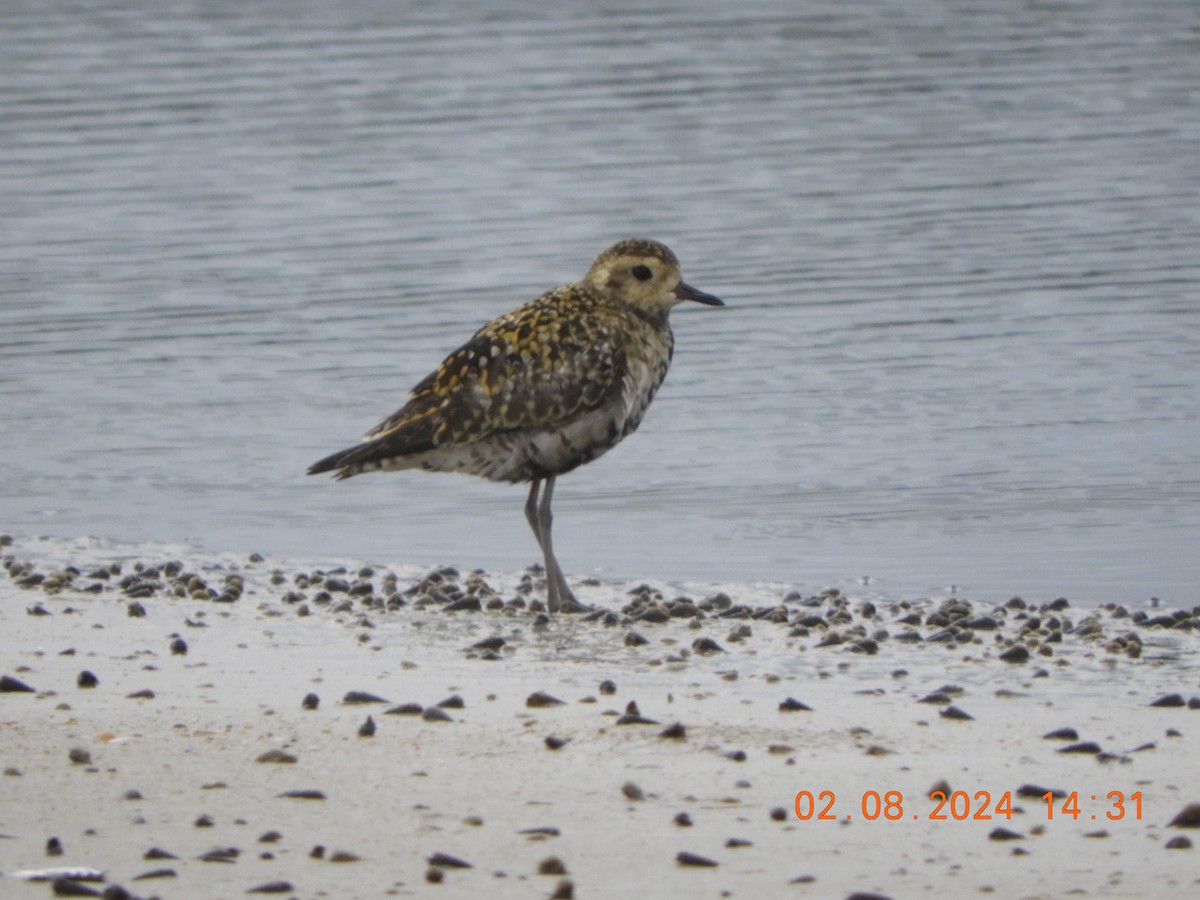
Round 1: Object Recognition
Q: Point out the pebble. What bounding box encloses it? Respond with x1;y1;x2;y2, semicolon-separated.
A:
1150;693;1186;708
778;697;812;712
343;690;387;704
675;851;717;868
247;881;294;894
427;851;472;869
1167;803;1200;828
538;856;567;875
1057;741;1102;754
939;705;974;721
0;674;35;693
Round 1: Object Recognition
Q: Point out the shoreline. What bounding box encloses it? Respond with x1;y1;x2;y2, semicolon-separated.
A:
2;534;1198;899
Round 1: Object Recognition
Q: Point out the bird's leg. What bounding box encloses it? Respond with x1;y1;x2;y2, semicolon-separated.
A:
524;479;559;610
537;476;589;613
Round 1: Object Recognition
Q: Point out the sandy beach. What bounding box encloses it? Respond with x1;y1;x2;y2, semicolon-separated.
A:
1;533;1198;900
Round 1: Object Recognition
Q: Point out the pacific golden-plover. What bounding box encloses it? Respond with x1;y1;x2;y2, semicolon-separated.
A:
308;238;723;612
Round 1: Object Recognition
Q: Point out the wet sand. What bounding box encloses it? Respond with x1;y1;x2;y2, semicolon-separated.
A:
2;535;1198;899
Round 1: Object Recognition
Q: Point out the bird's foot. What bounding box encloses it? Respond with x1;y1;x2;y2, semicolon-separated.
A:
547;579;592;614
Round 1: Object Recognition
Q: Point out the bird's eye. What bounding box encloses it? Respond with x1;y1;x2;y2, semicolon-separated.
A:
631;264;653;282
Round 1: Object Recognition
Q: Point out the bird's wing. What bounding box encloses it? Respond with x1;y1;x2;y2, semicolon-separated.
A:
363;293;627;449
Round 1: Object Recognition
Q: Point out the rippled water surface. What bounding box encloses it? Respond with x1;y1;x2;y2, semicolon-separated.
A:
3;0;1198;604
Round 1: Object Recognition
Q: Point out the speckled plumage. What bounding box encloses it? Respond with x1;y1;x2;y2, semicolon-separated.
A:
309;238;722;611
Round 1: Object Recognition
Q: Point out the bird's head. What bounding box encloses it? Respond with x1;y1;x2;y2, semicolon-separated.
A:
583;238;723;317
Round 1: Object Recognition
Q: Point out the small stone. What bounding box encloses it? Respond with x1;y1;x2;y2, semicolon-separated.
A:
674;812;693;827
247;882;294;894
343;690;388;705
621;781;644;801
302;693;319;710
659;722;686;740
598;679;617;694
46;836;64;856
279;789;325;800
1058;741;1102;754
0;674;35;693
544;735;567;750
330;850;361;863
770;807;788;821
998;645;1030;663
691;637;724;655
527;691;565;708
940;705;974;721
197;847;238;862
550;879;574;900
989;827;1024;841
69;747;93;765
132;868;176;881
169;638;187;656
1165;835;1193;849
385;702;423;715
1016;784;1065;799
422;706;452;722
615;712;659;725
624;631;649;647
1168;803;1200;828
427;851;472;869
778;697;812;712
1042;727;1079;740
358;716;376;737
918;692;953;705
1150;693;1186;708
676;851;718;867
50;878;100;897
538;856;567;875
77;671;99;689
256;749;298;764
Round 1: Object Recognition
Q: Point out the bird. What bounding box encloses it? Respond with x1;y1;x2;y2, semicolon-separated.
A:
307;238;723;612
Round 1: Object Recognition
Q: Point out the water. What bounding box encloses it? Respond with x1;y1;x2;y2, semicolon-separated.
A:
3;0;1198;606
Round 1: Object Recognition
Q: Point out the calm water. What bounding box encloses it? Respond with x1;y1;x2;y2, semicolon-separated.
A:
3;0;1198;606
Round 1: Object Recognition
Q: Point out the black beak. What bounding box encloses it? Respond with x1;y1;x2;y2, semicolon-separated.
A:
673;280;724;306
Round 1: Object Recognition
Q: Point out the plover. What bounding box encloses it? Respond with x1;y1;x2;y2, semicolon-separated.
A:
308;238;723;612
